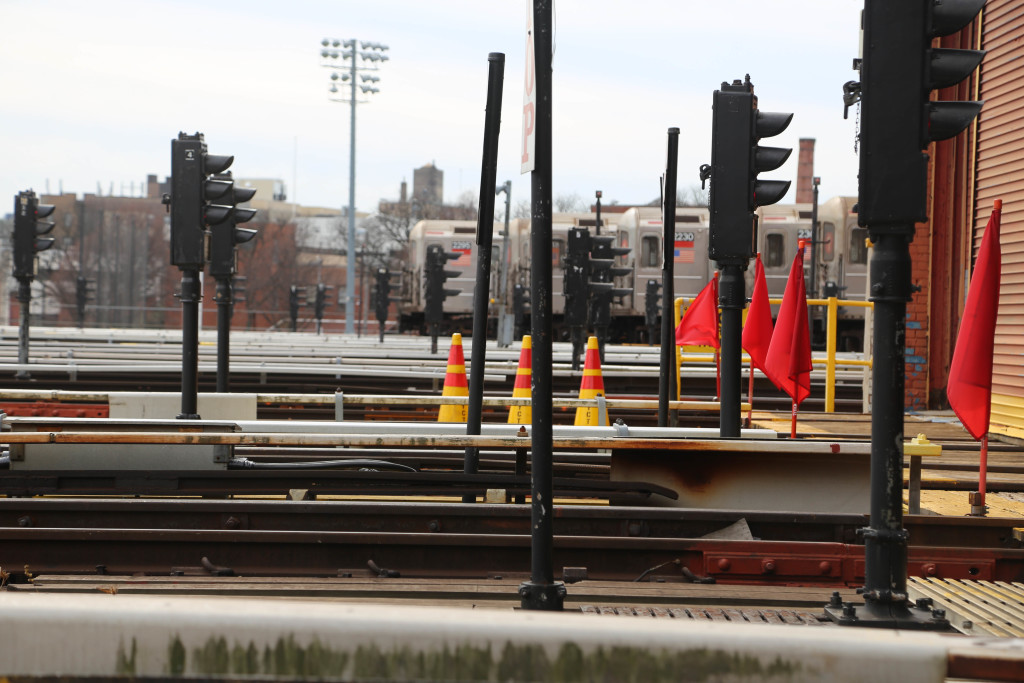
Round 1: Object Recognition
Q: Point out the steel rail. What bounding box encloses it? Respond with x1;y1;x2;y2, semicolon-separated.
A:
1;498;1018;550
2;527;1022;586
0;432;867;454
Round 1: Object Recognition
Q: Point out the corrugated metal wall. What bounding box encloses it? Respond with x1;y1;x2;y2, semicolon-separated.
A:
974;1;1024;439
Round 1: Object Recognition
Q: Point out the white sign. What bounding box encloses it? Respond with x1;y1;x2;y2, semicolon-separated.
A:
521;7;536;175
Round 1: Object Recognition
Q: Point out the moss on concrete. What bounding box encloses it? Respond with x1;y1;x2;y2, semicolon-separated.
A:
159;633;806;681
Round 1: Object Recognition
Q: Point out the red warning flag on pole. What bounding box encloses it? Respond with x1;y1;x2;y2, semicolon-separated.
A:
948;200;1002;441
675;274;720;349
763;243;812;406
742;253;773;372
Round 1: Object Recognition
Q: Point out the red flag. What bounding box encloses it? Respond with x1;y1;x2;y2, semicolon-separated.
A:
676;274;719;349
763;245;812;405
948;200;1002;441
742;253;773;372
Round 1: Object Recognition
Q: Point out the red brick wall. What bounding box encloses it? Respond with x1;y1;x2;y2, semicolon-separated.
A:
905;222;932;411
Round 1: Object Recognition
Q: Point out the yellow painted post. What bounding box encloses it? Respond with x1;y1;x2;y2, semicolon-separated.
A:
674;298;684;401
826;296;838;413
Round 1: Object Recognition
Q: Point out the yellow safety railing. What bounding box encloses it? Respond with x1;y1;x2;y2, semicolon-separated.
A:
674;296;873;412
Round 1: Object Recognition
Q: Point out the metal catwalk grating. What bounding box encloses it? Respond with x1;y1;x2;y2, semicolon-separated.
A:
908;577;1024;637
579;606;825;625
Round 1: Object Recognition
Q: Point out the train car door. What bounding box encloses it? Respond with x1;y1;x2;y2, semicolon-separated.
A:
636;230;662;319
843;221;869;301
550;232;566;316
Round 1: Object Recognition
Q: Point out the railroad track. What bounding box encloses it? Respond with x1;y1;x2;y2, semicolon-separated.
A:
1;326;868;413
2;500;1022;586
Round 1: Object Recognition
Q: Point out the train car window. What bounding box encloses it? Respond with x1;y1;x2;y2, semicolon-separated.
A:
552;238;565;267
765;234;785;267
849;227;868;265
822;222;836;262
641;235;659;268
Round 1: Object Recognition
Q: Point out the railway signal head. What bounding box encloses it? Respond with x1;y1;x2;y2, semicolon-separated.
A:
314;283;332;320
857;0;985;227
13;190;56;280
424;245;460;325
289;285;305;326
75;276;95;322
589;233;632;309
564;227;591;327
708;76;792;266
209;174;258;279
374;268;391;324
645;279;662;329
169;132;236;269
513;283;530;332
587;233;631;330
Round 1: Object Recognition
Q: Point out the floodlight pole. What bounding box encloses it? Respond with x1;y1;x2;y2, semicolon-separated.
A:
321;38;388;334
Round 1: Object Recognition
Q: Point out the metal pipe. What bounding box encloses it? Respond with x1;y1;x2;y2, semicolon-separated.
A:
521;0;565;612
826;297;838;412
863;231;911;603
178;268;201;419
464;52;505;493
15;278;32;380
810;178;820;300
346;42;357;335
719;265;743;437
497;181;512;347
659;129;679;427
215;277;232;393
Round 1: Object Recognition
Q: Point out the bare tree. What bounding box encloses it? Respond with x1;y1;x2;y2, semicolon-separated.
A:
680;184;709;207
456;189;478;211
554;192;586;213
362;208;416;254
237;218;319;330
513;199;531;219
645;184;710;208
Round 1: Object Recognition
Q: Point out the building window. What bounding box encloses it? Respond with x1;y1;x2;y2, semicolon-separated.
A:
765;234;785;267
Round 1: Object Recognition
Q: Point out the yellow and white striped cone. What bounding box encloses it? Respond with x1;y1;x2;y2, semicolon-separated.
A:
508;335;532;425
438;333;469;423
575;336;609;426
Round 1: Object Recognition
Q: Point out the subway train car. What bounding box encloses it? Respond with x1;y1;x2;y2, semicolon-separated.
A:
756;197;867;349
397;219;502;333
397;199;868;348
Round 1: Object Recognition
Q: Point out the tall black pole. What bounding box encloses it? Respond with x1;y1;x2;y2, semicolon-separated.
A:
520;0;565;611
864;232;910;601
178;268;201;419
15;279;32;380
463;52;505;498
658;128;679;427
809;177;820;299
719;264;743;437
215;277;232;393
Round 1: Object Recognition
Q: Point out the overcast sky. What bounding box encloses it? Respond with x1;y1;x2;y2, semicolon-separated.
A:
2;0;863;216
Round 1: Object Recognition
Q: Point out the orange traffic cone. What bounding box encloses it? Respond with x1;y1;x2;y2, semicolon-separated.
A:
438;333;469;422
508;335;532;424
575;336;609;426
